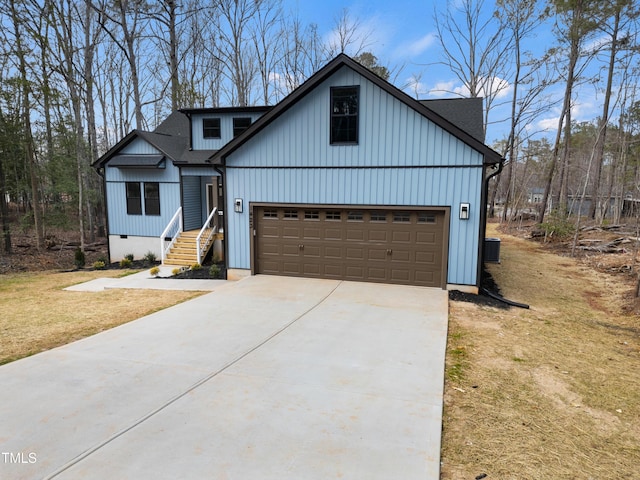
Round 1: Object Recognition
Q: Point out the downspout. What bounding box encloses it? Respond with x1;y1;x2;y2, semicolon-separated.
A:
95;166;111;263
477;159;503;289
213;164;227;279
184;111;193;151
478;158;529;309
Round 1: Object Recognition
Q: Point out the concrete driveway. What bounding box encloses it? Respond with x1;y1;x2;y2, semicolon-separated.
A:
0;276;448;479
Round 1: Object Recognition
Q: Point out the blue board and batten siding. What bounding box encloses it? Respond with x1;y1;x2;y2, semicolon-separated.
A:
191;112;265;150
105;138;181;237
224;66;485;286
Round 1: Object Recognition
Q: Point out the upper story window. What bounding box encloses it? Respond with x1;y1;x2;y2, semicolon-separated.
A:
330;86;359;145
233;117;252;137
203;118;221;139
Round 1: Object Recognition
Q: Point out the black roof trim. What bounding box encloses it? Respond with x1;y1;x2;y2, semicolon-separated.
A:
179;106;273;115
211;53;503;166
109;154;165;169
92;130;139;168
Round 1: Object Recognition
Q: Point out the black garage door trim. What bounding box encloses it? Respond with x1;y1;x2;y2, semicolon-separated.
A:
250;203;449;288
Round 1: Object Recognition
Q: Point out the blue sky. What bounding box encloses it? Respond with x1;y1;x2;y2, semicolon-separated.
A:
286;0;606;146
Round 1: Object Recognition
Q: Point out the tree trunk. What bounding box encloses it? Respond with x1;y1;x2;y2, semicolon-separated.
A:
589;7;620;221
10;0;44;249
0;156;11;254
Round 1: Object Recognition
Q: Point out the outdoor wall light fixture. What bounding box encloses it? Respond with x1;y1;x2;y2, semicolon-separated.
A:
234;198;243;213
459;202;470;220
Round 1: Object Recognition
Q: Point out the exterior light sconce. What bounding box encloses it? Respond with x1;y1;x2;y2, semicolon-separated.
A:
459;202;470;220
234;198;243;213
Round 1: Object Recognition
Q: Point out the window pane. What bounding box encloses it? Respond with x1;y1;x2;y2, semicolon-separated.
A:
233;117;252;137
203;118;221;138
418;212;436;223
126;182;141;215
325;211;341;221
263;209;278;218
370;211;387;222
283;209;298;219
144;182;160;216
304;210;319;220
393;211;411;223
330;87;359;144
347;211;363;221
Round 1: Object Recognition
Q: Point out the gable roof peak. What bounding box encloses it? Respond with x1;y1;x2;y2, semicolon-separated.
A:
210;53;502;165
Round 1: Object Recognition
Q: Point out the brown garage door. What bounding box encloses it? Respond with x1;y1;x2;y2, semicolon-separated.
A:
254;206;447;287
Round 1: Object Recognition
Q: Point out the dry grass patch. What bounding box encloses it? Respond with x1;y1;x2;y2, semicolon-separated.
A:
0;270;204;365
442;225;640;479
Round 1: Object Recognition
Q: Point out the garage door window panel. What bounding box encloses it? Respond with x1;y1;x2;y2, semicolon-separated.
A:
263;208;278;219
370;211;387;222
347;211;363;221
393;211;411;223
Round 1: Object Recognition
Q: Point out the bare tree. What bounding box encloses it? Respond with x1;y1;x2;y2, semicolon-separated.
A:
587;0;639;221
250;0;282;105
494;0;551;221
275;14;325;98
434;0;512;137
215;0;260;106
94;0;150;129
538;0;599;223
7;0;44;249
325;8;372;57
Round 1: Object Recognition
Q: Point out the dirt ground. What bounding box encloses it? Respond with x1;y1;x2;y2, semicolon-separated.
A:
442;221;640;479
0;230;110;274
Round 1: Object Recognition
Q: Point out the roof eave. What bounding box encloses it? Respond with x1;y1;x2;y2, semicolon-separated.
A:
92;130;139;169
212;53;505;165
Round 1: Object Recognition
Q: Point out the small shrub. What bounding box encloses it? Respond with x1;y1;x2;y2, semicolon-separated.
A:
172;267;181;276
191;263;202;270
143;251;157;265
119;258;132;268
96;255;108;264
539;209;575;241
149;266;160;277
92;260;106;270
124;253;135;262
209;264;221;278
74;248;86;269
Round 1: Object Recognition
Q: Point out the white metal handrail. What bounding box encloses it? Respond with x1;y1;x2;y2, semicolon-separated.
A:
160;207;182;264
196;207;218;265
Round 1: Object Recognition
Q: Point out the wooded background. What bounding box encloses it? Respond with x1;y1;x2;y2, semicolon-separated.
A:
1;0;639;256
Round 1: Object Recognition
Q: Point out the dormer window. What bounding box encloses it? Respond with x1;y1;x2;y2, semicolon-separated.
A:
233;117;252;137
330;86;359;144
203;118;221;138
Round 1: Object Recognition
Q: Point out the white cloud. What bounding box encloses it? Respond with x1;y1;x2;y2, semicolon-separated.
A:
393;33;437;58
428;81;457;97
426;76;512;100
534;116;559;132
